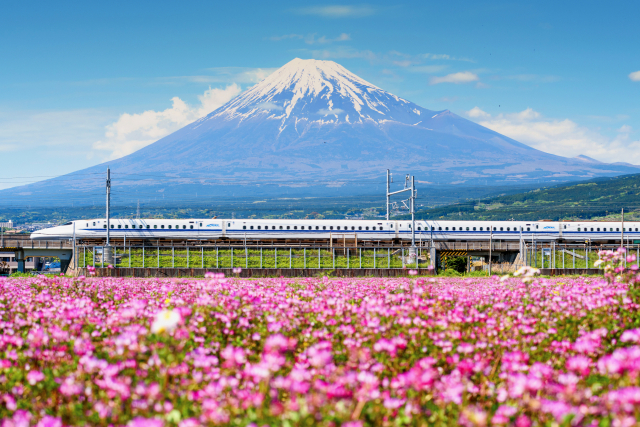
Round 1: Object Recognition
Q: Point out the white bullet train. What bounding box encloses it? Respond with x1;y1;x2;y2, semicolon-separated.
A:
30;218;640;243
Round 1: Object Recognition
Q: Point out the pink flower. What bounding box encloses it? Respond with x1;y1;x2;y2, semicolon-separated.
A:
566;355;591;376
492;405;517;424
4;410;32;427
26;370;45;385
59;377;83;396
127;417;164;427
620;328;640;343
306;342;333;368
35;416;62;427
221;346;246;367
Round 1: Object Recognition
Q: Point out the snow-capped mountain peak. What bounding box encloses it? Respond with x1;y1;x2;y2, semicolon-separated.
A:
201;58;426;125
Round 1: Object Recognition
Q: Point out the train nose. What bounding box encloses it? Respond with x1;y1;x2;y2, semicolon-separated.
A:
30;230;48;240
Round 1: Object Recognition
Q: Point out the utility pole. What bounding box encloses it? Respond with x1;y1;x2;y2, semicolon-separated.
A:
621;208;624;249
136;200;140;220
386;169;391;220
411;175;416;253
385;170;417;259
104;167;114;265
73;222;76;272
489;225;493;275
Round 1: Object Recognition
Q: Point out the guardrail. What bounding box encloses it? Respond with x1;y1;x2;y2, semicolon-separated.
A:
1;240;73;249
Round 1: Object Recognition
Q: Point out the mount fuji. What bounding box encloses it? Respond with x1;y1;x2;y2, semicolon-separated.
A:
2;58;637;207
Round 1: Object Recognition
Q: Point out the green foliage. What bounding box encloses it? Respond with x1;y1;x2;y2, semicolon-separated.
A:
411;173;640;221
445;256;467;273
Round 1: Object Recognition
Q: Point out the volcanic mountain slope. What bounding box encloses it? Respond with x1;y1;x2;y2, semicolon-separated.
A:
1;58;637;206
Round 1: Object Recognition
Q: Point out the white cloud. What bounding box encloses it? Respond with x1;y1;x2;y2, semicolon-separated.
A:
317;108;345;116
629;70;640;82
466;107;491;119
430;71;479;85
93;84;242;160
311;47;377;62
305;33;351;44
471;107;640;164
420;53;474;62
295;5;375;18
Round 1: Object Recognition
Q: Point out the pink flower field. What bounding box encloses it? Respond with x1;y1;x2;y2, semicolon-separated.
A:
1;252;640;426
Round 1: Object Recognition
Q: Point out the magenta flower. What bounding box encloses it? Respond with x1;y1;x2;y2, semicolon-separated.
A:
26;370;45;385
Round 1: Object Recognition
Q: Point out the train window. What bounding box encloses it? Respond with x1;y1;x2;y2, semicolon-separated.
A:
527;227;530;231
86;223;88;227
161;225;165;229
564;225;567;229
292;226;296;229
438;227;442;231
190;225;193;229
321;226;325;230
466;227;470;231
373;226;377;231
103;225;106;229
257;226;261;230
93;222;96;226
506;227;510;231
328;226;332;230
300;226;303;230
473;227;476;231
279;226;283;230
451;227;455;231
111;225;114;229
536;225;538;229
578;228;581;231
597;228;600;231
590;228;593;231
364;226;368;230
636;228;639;232
168;225;172;229
479;227;483;231
500;227;504;231
183;225;186;229
351;226;355;230
616;228;619;232
359;226;362;230
125;225;128;229
445;227;449;231
154;225;157;229
117;225;121;229
418;227;421;230
286;226;290;230
146;225;150;229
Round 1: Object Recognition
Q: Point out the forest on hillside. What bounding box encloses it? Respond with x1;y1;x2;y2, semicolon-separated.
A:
410;173;640;221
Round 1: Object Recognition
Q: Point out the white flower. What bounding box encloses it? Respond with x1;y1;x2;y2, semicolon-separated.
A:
500;275;510;282
594;259;604;267
151;309;181;334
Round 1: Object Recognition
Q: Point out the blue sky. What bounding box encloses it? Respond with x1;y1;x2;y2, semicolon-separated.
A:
1;0;639;189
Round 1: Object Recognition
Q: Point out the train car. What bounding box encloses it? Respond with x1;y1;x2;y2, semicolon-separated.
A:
30;218;640;243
